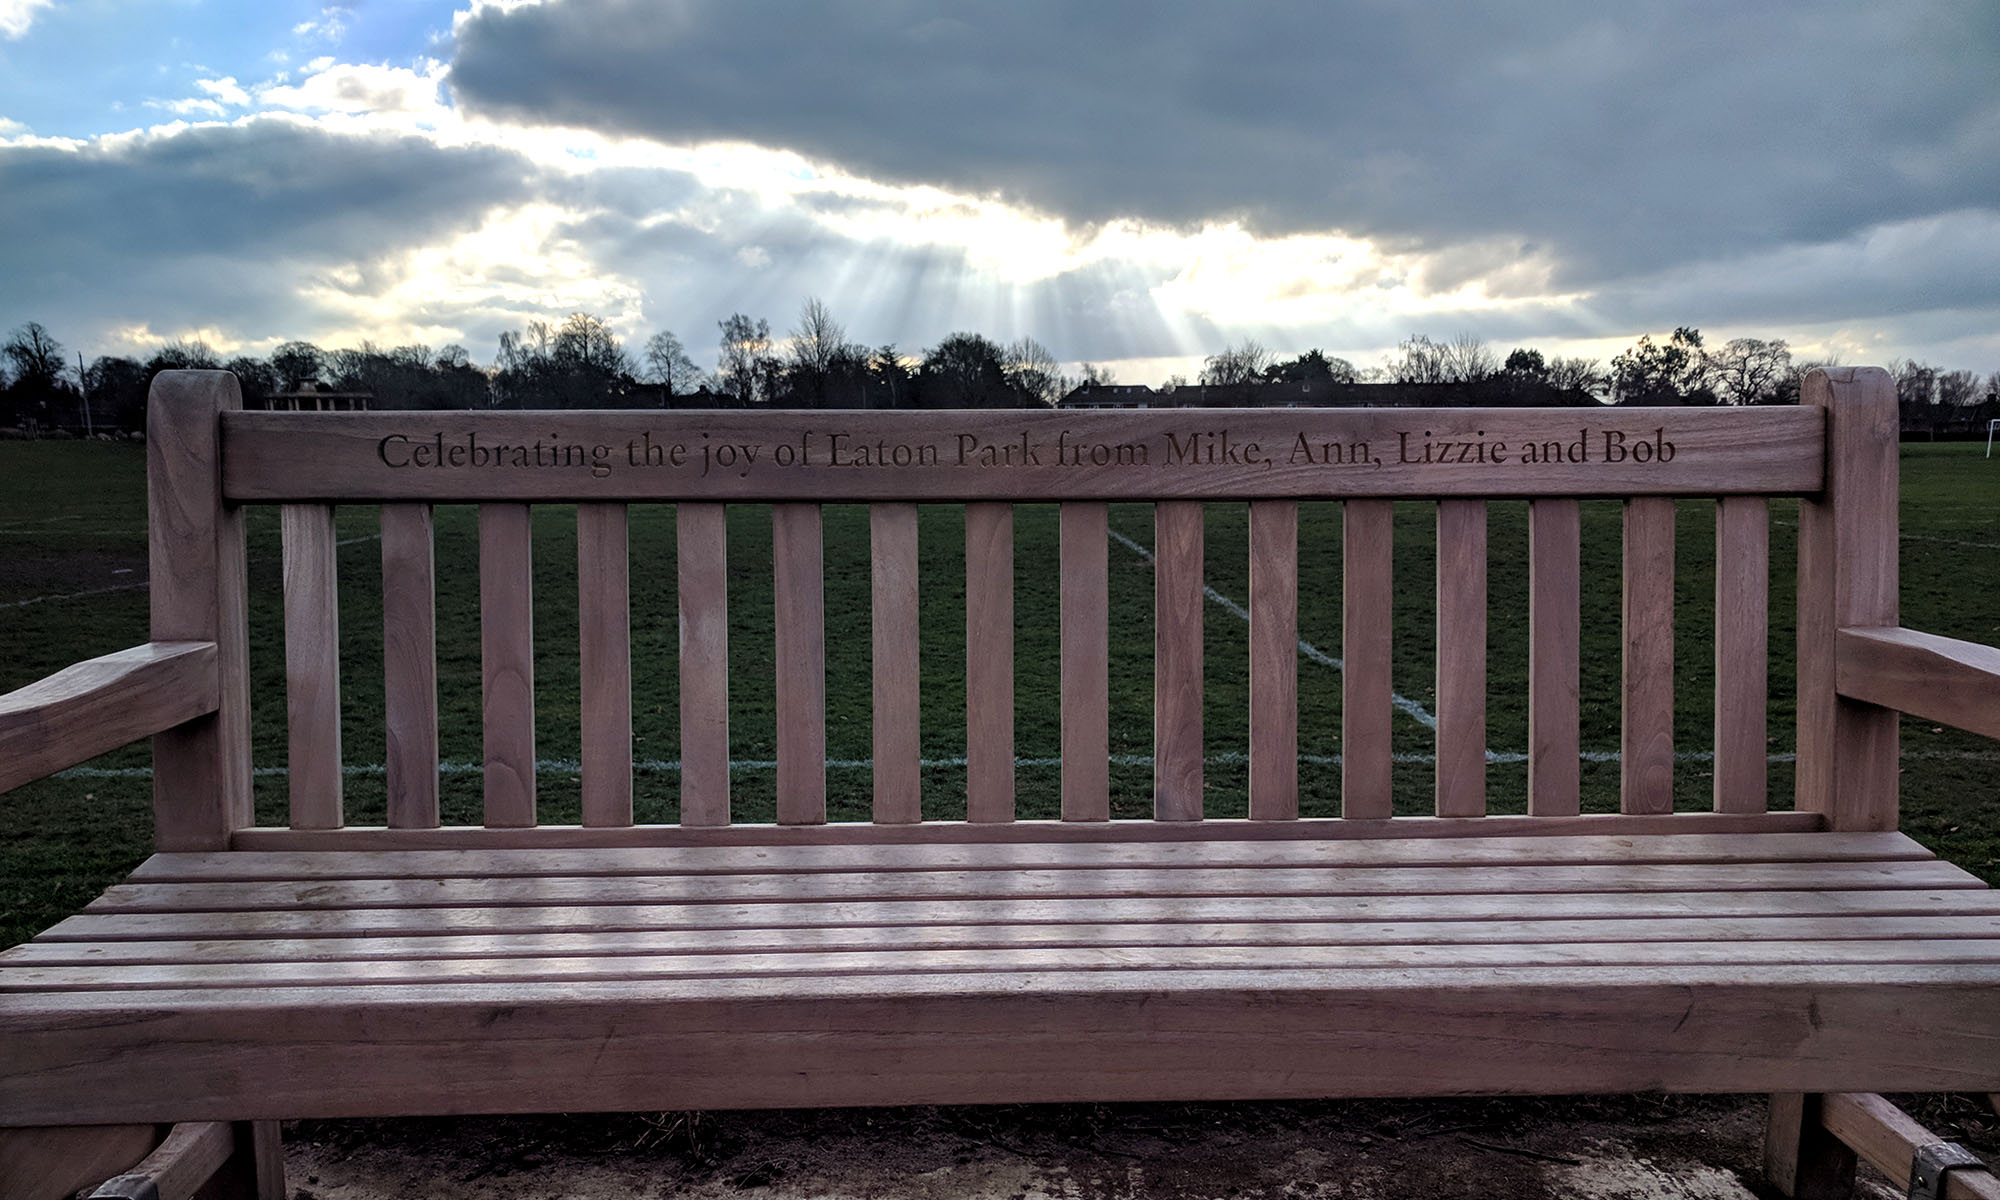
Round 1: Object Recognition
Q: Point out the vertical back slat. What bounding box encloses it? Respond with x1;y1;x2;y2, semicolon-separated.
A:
281;503;342;830
147;371;251;851
1622;496;1675;814
1714;496;1769;813
1528;498;1581;816
577;503;633;828
1059;502;1110;821
1797;367;1900;830
478;502;536;828
1341;499;1393;819
773;503;827;825
1056;502;1120;820
1435;499;1487;817
965;502;1016;823
1249;500;1298;820
870;502;922;824
1154;500;1204;821
676;503;730;827
380;504;438;829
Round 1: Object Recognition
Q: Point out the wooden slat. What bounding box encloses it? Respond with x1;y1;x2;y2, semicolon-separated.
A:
577;503;633;828
1249;500;1298;820
222;407;1827;502
90;1120;235;1200
1797;367;1900;831
11;964;2000;1126
47;881;1997;944
1821;1092;2000;1200
1766;1092;1857;1199
1621;496;1675;814
1528;498;1581;816
1154;501;1204;821
1058;502;1110;821
1714;497;1768;813
228;810;1830;852
478;503;535;828
0;1124;159;1200
676;503;730;827
870;503;922;824
79;859;1984;913
147;371;251;852
0;642;217;795
1838;627;2000;741
965;502;1015;823
32;914;2000;970
773;503;826;825
120;831;1945;882
1342;499;1393;819
1435;500;1486;817
379;504;439;829
281;503;342;830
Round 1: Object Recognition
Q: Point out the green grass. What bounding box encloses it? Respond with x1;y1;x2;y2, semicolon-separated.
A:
4;439;1999;946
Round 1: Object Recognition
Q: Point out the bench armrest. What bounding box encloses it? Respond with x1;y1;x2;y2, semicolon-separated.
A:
0;641;219;794
1836;626;2000;740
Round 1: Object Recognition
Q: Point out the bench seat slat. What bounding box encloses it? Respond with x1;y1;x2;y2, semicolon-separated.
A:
16;937;2000;993
42;887;2000;943
23;913;2000;967
120;832;1943;881
82;860;1983;914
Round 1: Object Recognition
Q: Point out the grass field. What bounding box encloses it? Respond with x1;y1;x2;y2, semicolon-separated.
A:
4;439;1999;946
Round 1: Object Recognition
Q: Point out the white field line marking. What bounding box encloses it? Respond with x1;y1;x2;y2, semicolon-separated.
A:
1772;517;2000;552
0;533;381;609
1104;526;1441;731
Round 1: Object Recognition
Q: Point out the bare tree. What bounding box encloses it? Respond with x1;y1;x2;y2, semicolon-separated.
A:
1544;356;1608;398
1199;339;1270;386
1389;334;1450;384
1440;332;1497;383
1078;362;1117;387
1003;336;1063;406
1706;337;1792;405
1938;368;1980;407
643;330;701;396
717;313;773;405
3;321;66;390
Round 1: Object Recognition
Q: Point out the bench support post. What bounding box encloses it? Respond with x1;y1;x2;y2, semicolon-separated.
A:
1766;1093;1857;1199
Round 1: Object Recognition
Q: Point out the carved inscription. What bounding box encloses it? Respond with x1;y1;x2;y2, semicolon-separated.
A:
375;426;1681;478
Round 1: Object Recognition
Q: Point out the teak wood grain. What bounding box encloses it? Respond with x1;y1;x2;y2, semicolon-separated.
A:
577;503;634;828
0;642;217;795
148;371;252;850
773;503;827;825
1837;627;2000;742
1059;503;1110;822
1435;499;1486;818
281;504;343;830
1249;500;1299;821
1342;500;1393;820
1621;496;1675;815
378;504;439;829
1528;498;1581;816
220;408;1826;502
478;503;536;828
676;503;731;826
1714;497;1769;813
870;503;922;824
965;502;1015;823
1154;502;1204;821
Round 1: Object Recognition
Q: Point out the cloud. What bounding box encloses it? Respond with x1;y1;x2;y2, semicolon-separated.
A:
448;0;2000;290
260;62;447;118
0;0;51;40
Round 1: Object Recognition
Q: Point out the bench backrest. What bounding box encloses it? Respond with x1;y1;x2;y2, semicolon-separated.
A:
141;368;1899;850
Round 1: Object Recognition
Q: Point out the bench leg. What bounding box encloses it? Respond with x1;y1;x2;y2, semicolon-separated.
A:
1766;1093;1857;1199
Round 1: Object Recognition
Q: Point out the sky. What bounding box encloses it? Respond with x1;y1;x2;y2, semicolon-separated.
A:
2;0;1997;387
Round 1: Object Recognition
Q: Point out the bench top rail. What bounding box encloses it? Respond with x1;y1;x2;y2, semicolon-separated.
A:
131;371;1905;846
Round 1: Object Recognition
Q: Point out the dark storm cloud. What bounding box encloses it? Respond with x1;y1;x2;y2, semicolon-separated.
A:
0;117;540;345
448;0;2000;287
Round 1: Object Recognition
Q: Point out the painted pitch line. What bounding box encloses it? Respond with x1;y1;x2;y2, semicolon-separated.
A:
1104;525;1442;731
0;533;381;610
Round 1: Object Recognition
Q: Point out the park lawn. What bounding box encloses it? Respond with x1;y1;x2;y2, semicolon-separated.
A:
2;438;1998;946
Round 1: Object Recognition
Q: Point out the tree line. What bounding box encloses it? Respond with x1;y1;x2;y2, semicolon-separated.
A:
4;303;1996;434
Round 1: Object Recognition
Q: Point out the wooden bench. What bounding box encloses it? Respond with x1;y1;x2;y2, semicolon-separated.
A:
5;366;2000;1199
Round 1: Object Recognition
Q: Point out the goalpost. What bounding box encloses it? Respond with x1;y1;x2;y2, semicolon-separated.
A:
1989;419;2000;458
